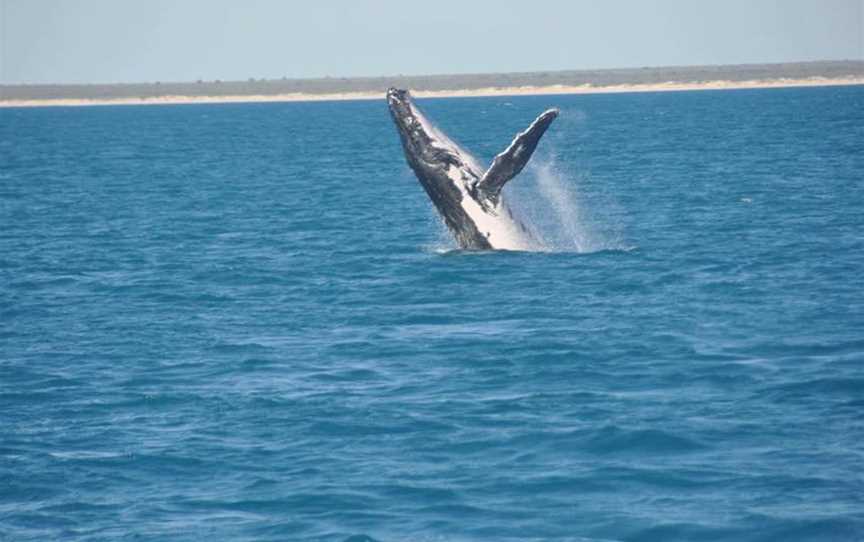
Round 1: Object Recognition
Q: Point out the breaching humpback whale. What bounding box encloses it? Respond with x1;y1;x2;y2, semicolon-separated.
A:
387;88;558;251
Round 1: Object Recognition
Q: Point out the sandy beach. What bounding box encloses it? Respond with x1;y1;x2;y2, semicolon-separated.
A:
1;76;862;108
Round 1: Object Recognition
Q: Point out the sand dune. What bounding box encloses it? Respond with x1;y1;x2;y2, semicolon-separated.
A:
2;77;862;108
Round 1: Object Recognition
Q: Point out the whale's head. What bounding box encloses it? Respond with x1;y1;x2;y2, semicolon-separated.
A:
386;88;456;170
387;87;476;202
386;88;423;157
386;87;412;116
387;87;483;178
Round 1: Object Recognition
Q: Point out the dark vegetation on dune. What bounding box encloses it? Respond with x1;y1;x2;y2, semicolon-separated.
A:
2;60;862;101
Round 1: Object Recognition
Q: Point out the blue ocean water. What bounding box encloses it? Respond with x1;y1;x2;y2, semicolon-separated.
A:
1;86;863;541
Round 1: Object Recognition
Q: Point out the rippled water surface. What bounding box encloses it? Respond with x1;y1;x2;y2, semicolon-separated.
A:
2;86;863;541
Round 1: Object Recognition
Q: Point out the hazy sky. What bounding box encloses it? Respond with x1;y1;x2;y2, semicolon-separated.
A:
1;0;862;84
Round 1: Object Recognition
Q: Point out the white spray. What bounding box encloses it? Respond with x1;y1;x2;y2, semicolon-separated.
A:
504;154;626;254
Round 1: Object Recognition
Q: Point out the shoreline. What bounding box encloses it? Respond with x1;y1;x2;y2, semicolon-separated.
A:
2;77;862;108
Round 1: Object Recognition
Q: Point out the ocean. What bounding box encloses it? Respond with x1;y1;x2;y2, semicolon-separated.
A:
1;86;862;541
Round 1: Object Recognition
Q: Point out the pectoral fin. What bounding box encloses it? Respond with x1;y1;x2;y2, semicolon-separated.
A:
477;108;559;202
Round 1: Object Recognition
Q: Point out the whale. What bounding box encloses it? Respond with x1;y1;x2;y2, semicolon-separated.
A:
387;88;559;251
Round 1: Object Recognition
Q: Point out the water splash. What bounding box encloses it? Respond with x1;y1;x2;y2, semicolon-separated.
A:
507;155;627;253
422;210;458;254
